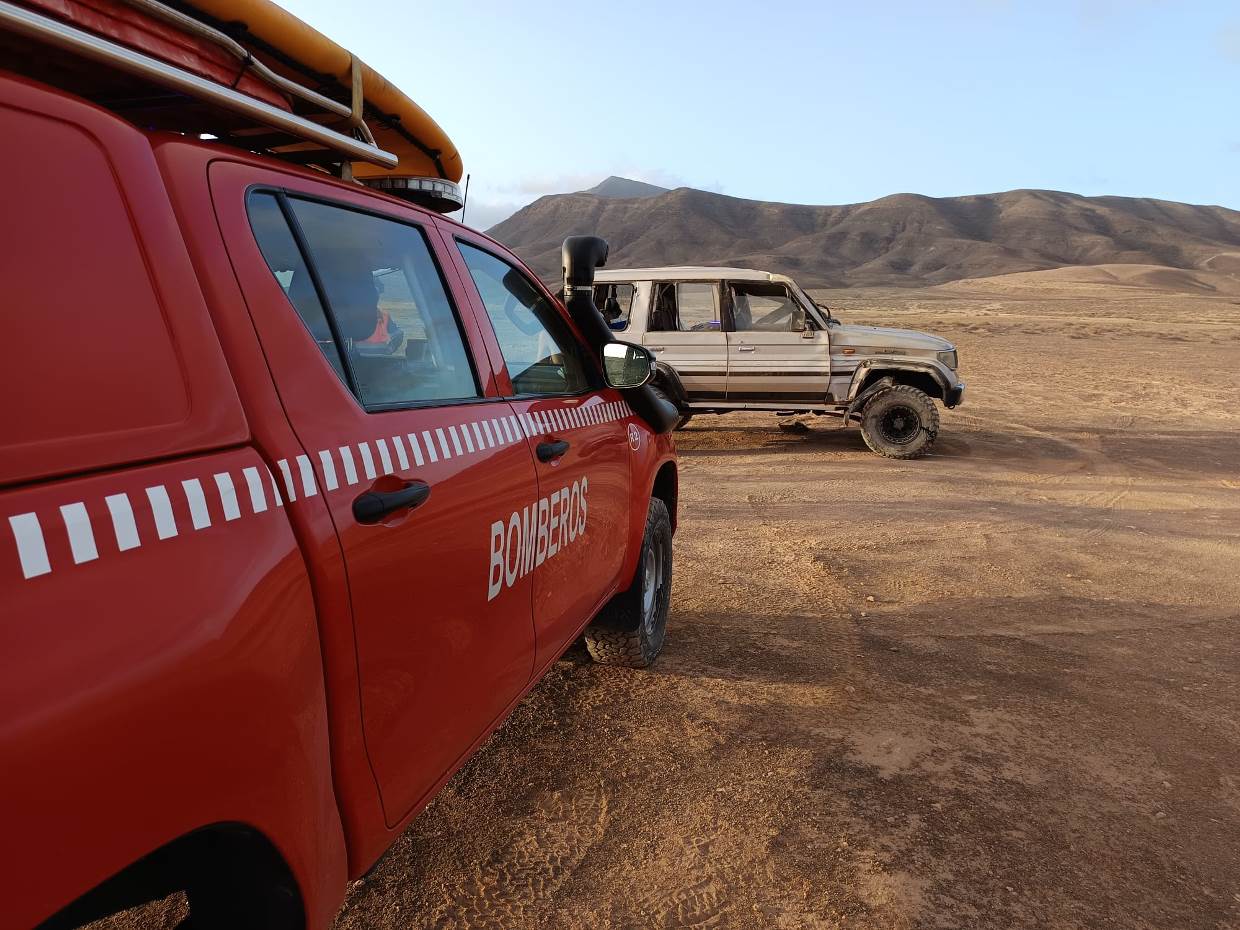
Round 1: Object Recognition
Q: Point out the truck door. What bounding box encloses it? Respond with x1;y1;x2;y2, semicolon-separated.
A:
213;168;538;825
448;235;632;671
725;280;831;402
641;282;728;402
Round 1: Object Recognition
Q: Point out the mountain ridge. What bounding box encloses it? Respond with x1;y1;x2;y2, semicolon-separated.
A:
487;180;1240;289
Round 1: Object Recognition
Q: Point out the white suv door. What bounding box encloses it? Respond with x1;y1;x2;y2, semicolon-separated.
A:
641;281;727;401
725;280;831;402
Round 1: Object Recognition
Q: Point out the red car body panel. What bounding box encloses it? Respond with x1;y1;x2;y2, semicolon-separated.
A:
0;68;677;930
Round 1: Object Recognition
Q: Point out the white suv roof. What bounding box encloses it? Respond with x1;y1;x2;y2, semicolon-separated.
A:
595;266;777;283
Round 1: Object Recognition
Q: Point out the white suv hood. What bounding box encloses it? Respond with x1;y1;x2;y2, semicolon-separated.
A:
829;322;953;353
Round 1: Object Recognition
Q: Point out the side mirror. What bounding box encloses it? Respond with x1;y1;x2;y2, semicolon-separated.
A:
602;341;654;389
791;306;807;332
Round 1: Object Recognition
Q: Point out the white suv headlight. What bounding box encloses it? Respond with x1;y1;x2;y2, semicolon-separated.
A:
936;349;958;370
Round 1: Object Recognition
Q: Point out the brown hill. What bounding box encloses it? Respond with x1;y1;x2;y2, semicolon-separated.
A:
487;183;1240;290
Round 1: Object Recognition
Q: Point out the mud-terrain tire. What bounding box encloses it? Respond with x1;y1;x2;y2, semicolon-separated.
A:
859;385;939;459
585;498;672;667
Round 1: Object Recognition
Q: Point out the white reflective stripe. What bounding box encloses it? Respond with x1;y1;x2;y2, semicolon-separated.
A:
569;407;581;428
461;423;476;453
277;459;297;501
376;438;394;474
448;426;464;456
267;467;285;507
501;417;516;442
482;419;496;447
521;413;537;436
58;502;98;564
392;435;410;470
421;430;439;463
104;493;141;551
470;421;485;451
338;446;359;485
9;513;51;578
181;479;212;530
242;466;269;513
296;455;318;497
214;472;242;521
408;432;427;466
358;442;377;479
435;428;452;459
318;450;339;491
146;485;180;537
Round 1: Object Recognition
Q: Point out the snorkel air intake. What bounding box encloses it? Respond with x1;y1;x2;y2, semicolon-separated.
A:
561;236;685;434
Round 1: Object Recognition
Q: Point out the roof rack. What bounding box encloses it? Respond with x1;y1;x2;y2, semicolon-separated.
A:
0;0;397;167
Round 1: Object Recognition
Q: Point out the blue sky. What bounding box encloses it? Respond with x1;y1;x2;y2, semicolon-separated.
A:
280;0;1239;229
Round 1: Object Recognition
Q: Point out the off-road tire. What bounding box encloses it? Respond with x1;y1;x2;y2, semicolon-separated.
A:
859;385;939;459
585;498;672;667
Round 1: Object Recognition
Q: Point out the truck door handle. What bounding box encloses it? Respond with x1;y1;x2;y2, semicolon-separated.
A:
738;345;757;352
353;480;431;524
536;439;570;462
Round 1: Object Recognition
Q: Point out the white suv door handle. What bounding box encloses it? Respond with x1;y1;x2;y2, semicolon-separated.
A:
647;346;664;352
737;345;756;352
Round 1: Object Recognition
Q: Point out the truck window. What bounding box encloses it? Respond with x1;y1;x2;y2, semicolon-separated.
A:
730;281;801;332
247;193;350;386
591;282;635;331
650;282;719;332
248;194;479;409
457;242;590;396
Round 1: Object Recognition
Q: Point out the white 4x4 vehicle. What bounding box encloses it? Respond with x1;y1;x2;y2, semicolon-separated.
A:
593;266;965;458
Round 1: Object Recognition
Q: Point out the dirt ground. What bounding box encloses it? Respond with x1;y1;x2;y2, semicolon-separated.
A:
103;281;1240;929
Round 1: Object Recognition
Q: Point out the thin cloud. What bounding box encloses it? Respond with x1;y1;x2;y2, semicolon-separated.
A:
1219;21;1240;63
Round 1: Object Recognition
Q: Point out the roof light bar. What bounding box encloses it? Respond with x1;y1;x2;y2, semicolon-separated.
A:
360;176;464;214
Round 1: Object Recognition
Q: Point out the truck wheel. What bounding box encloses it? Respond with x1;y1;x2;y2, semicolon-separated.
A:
859;385;939;459
585;498;672;667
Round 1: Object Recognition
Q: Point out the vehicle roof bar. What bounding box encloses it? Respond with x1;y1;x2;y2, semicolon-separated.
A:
0;0;398;168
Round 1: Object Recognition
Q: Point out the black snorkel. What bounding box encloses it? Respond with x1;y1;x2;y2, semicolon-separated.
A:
560;236;685;434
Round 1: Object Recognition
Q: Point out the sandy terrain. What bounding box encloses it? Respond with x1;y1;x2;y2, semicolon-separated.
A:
96;281;1239;929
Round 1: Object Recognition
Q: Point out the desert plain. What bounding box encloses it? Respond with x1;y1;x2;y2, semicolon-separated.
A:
101;272;1240;929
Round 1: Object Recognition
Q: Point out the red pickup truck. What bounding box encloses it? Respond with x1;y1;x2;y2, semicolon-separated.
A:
0;15;679;927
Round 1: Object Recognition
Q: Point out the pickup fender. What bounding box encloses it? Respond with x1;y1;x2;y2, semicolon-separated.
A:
613;417;677;597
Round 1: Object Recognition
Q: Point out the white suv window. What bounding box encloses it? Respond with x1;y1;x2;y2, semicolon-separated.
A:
730;282;802;332
650;282;720;332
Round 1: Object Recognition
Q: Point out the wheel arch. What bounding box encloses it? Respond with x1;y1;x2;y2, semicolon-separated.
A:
650;458;679;533
38;823;305;930
852;361;949;402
